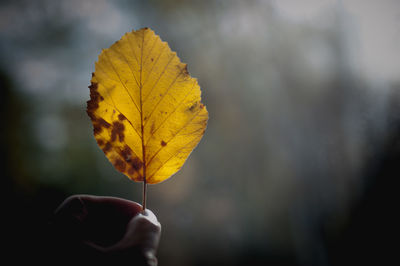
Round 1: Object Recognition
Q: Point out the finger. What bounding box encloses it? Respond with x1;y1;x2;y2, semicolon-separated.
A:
109;209;161;265
53;195;143;247
55;195;143;221
122;209;161;251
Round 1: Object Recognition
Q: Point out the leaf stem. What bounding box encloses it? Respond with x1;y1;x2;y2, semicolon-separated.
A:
140;28;147;214
142;179;147;213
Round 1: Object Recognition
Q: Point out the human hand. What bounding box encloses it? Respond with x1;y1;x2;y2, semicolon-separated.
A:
51;195;161;266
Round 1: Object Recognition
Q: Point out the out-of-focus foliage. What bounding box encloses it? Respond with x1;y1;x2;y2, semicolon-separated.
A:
1;0;399;265
88;28;208;184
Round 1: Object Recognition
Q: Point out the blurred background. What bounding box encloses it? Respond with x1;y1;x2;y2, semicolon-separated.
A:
1;0;399;265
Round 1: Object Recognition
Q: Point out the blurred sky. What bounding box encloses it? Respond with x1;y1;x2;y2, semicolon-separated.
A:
1;0;399;265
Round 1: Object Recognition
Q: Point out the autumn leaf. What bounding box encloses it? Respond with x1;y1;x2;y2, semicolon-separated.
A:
87;28;208;195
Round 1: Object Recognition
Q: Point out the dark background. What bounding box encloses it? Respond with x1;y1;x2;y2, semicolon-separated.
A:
1;0;399;265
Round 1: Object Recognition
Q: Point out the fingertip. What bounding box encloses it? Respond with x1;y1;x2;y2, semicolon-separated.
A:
114;208;161;254
139;209;161;227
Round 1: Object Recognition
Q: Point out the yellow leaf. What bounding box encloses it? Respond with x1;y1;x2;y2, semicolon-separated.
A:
87;28;208;185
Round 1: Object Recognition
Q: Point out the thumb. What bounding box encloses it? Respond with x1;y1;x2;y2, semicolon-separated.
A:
110;209;161;265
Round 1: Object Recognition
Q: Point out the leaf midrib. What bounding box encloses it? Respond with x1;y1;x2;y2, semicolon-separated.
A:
139;29;147;182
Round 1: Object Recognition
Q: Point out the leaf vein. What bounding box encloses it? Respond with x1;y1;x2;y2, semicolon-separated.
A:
147;137;200;180
143;69;186;127
126;33;140;66
144;80;197;145
142;44;166;87
145;108;204;166
113;42;141;88
142;54;175;103
104;51;141;114
142;36;158;69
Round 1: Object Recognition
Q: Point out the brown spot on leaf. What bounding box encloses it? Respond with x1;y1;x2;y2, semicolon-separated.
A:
130;157;143;171
127;167;135;175
200;103;205;109
102;142;112;154
183;64;189;75
151;58;154;62
86;81;101;120
97;118;111;128
150;122;156;135
93;124;102;135
188;102;198;112
161;140;167;147
121;145;133;162
111;121;125;142
127;157;144;179
97;139;104;146
92;117;111;135
118;114;126;121
114;159;126;172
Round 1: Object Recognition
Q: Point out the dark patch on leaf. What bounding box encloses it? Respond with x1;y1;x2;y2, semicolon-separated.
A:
121;145;133;162
114;159;126;172
127;157;143;179
86;81;101;120
130;157;143;171
118;114;126;121
161;140;167;147
92;117;111;135
97;139;104;146
127;167;135;175
183;64;189;75
97;118;111;128
188;102;198;112
93;124;102;135
111;121;125;142
102;142;112;154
